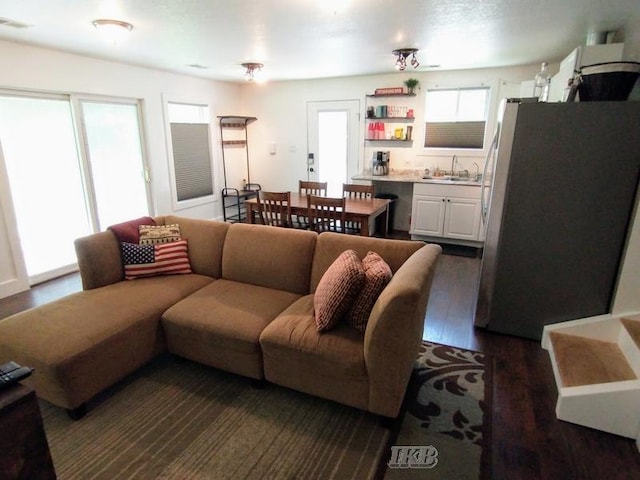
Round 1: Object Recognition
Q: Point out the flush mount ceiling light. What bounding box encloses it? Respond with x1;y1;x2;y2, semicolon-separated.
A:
242;62;264;82
92;19;133;45
393;48;419;71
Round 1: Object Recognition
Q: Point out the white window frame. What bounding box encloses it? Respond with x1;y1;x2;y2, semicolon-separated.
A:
423;85;492;152
162;94;218;211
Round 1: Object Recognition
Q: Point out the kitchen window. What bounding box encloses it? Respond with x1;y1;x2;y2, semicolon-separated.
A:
424;87;490;149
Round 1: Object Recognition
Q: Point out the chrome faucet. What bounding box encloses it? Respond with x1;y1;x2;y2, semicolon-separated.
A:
451;155;458;176
473;162;480;181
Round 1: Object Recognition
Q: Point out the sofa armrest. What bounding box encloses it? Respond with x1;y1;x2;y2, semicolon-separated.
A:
74;231;123;290
363;244;441;417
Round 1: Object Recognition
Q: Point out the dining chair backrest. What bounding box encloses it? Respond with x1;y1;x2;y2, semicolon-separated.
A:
299;180;328;197
258;191;292;228
343;183;374;199
307;195;346;233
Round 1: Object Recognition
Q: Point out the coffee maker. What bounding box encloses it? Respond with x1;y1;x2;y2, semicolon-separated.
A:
372;151;389;176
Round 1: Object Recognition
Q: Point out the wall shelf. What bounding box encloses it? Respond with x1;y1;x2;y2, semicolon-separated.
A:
366;93;416;98
366;117;415;121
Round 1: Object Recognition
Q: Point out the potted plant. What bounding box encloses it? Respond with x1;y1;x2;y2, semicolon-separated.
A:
404;78;419;94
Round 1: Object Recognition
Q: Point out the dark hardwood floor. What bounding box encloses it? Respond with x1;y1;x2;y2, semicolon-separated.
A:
1;247;639;479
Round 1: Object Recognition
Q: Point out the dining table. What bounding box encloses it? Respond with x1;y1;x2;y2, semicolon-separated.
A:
245;192;391;236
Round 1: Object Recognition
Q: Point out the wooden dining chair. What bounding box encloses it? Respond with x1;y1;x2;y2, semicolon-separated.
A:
307;195;346;233
295;180;328;228
342;183;374;199
257;191;292;228
299;180;327;196
342;183;374;234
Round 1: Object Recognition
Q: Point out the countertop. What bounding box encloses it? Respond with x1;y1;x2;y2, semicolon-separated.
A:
352;173;482;187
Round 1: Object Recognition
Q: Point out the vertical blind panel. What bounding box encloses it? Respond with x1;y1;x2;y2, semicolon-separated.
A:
424;121;486;149
170;123;214;201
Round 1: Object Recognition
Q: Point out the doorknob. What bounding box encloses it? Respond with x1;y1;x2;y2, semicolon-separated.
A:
309;167;315;172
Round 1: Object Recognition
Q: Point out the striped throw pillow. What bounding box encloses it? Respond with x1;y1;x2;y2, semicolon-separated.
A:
346;251;392;331
121;239;192;280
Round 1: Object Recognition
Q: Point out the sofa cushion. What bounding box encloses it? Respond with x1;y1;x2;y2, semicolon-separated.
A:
138;224;181;245
0;273;213;409
346;251;393;332
310;232;423;293
221;223;317;295
161;279;301;379
260;295;369;411
121;239;192;279
314;249;365;331
162;216;230;278
261;295;367;376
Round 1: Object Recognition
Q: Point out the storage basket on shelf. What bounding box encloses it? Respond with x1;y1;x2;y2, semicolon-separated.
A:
572;61;640;101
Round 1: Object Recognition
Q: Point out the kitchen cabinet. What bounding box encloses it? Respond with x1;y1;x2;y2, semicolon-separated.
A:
410;183;482;244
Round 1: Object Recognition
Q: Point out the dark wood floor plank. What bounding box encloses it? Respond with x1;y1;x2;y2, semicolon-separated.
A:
1;249;640;478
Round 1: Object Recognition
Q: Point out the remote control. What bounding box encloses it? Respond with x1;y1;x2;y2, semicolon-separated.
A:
0;361;34;389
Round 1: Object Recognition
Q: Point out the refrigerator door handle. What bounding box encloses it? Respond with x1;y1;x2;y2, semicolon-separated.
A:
481;130;499;224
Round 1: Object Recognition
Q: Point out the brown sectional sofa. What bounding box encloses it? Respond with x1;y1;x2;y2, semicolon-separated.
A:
0;215;441;419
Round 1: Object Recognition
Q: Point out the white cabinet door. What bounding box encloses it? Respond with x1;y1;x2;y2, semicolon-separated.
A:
411;195;445;236
444;197;481;240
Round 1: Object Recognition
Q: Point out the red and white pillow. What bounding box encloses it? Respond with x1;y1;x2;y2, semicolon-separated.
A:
120;239;192;280
109;219;191;280
314;250;392;332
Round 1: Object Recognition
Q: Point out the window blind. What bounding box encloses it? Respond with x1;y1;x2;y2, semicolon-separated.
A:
424;121;486;149
170;123;213;201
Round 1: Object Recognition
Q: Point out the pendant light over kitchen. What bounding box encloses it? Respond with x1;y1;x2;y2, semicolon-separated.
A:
393;48;419;71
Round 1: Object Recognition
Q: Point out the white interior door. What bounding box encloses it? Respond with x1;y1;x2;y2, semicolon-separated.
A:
307;100;360;196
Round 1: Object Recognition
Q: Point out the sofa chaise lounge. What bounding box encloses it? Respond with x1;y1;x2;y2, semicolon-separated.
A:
0;216;441;419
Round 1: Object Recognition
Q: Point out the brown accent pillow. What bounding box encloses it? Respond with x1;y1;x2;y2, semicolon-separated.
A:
139;224;181;245
314;250;365;332
346;251;392;331
108;217;156;243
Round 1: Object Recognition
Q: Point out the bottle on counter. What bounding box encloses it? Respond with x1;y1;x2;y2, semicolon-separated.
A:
534;62;551;102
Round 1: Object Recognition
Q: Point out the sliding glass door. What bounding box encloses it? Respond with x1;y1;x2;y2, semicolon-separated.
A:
0;93;150;285
80;100;149;229
0;94;92;282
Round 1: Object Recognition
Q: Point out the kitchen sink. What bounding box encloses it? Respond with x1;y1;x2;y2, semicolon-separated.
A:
422;175;481;183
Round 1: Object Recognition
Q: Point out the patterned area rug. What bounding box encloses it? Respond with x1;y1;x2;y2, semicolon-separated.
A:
384;342;492;480
40;342;491;480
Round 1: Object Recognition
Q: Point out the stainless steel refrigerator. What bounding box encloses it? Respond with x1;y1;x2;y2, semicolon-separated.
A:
474;99;640;340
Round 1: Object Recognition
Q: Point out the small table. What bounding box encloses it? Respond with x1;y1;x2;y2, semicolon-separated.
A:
246;192;390;236
0;384;56;480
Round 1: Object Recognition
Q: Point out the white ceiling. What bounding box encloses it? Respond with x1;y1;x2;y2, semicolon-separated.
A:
1;0;639;83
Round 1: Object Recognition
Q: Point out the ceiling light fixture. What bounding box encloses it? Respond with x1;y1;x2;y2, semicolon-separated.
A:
392;48;419;71
242;62;264;82
92;19;133;45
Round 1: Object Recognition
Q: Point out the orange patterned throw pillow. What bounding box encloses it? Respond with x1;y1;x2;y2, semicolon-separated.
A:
314;250;365;332
346;251;392;331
